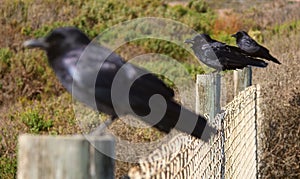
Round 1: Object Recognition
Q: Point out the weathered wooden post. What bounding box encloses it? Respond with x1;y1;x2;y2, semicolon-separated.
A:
233;67;252;96
18;134;115;179
196;73;222;178
196;73;221;123
89;135;115;179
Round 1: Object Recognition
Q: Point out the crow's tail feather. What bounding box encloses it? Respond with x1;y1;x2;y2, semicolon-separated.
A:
245;57;268;68
150;100;217;142
267;54;281;64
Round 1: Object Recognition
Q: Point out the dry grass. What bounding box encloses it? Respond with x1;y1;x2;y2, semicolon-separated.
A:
252;31;300;178
234;1;300;178
213;9;244;34
0;0;300;178
241;0;300;30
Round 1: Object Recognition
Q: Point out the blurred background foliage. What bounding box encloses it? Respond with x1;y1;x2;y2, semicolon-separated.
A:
0;0;300;178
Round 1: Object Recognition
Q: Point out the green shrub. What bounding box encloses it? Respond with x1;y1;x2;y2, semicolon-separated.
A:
270;20;300;36
21;110;53;133
0;156;17;179
0;0;214;178
0;48;12;64
0;48;13;72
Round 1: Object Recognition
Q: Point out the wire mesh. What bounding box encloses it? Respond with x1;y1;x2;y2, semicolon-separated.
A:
129;85;260;179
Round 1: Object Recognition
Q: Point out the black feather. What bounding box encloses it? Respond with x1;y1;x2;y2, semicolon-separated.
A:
186;34;268;72
232;31;281;64
24;27;216;141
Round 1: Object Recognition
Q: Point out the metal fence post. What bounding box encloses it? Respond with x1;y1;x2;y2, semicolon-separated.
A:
255;85;262;179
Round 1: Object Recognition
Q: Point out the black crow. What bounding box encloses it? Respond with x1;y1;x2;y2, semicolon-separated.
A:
23;27;216;141
232;31;281;64
185;34;268;72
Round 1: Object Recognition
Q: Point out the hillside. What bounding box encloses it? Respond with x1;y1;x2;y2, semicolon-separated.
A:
0;0;299;178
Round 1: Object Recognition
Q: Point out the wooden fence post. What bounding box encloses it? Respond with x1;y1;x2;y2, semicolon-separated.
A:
89;135;115;179
233;67;252;96
196;73;221;123
18;134;115;179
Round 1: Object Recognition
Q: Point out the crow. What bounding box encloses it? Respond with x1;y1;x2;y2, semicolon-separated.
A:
232;31;281;64
23;27;216;141
185;34;268;72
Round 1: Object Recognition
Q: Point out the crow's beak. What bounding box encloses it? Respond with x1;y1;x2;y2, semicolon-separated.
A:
23;38;48;49
231;34;237;38
184;39;194;44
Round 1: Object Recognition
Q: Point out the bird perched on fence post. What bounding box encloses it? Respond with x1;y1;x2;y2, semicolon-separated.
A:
231;31;281;64
23;27;216;141
185;34;268;72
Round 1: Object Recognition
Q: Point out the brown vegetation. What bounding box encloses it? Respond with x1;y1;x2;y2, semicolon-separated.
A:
0;0;299;178
252;31;300;178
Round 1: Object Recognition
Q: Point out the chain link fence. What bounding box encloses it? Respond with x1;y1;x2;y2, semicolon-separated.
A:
129;85;261;179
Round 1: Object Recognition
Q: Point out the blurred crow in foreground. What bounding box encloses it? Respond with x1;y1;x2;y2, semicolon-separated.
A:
185;34;268;72
232;31;281;64
23;27;216;141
